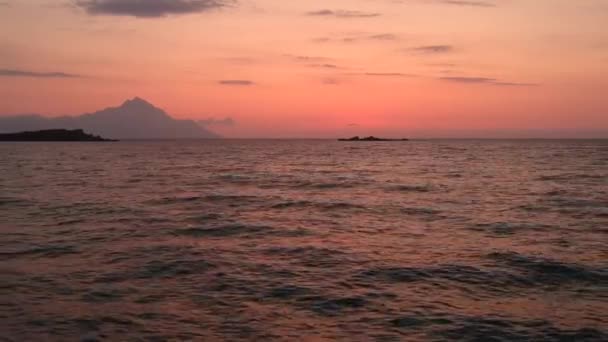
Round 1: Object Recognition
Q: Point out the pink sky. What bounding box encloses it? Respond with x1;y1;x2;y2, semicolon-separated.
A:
0;0;607;137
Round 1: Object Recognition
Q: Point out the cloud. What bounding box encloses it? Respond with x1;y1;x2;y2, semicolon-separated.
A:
306;9;381;18
220;57;257;64
427;62;457;67
218;80;254;86
308;63;341;69
368;33;399;41
441;76;494;83
402;0;496;7
0;68;82;78
492;81;540;87
287;55;346;69
197;117;235;126
363;72;416;77
322;78;341;85
410;45;453;53
285;55;333;62
437;0;495;7
440;76;538;86
75;0;232;18
342;72;417;79
314;33;399;44
0;2;10;7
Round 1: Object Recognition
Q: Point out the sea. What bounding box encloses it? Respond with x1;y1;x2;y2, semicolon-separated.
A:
1;139;607;341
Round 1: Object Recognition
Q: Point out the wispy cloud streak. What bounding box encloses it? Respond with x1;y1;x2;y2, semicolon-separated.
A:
306;9;381;18
0;68;82;78
440;76;538;86
410;45;453;54
218;80;254;86
438;1;495;8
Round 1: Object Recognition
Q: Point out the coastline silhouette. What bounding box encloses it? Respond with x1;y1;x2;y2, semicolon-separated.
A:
0;129;115;141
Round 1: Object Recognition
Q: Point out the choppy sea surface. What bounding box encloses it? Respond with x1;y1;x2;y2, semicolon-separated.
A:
1;139;607;341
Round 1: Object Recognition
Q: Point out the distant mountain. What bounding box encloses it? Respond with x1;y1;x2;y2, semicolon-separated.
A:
0;97;220;139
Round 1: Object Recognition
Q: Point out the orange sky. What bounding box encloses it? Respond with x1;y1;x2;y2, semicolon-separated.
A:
1;0;607;137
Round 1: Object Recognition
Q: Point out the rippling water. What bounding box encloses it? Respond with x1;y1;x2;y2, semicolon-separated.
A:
1;140;607;341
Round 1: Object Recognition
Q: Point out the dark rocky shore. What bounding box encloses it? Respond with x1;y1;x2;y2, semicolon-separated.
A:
0;129;116;141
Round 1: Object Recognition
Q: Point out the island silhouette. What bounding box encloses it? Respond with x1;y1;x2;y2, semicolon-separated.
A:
338;136;409;141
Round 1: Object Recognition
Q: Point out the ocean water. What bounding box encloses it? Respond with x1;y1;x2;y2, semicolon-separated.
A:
1;139;607;341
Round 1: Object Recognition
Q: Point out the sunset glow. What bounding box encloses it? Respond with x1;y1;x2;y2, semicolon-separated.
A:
1;0;607;137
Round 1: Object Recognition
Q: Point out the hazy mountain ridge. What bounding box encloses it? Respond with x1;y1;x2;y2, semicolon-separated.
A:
0;97;220;139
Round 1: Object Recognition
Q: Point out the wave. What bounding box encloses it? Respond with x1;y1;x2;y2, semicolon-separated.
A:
0;245;78;259
385;184;434;193
172;224;270;238
356;253;607;293
392;312;607;341
172;223;310;239
306;296;369;316
487;252;608;286
267;285;313;299
265;283;373;316
356;265;527;292
216;173;255;184
292;180;368;190
271;200;366;211
537;174;606;181
263;246;352;268
400;207;442;218
96;256;215;283
149;194;261;206
0;196;32;207
547;197;607;208
471;222;551;236
81;288;135;303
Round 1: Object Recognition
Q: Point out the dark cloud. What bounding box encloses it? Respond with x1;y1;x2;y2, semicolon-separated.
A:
410;45;453;53
0;68;81;78
306;10;381;18
438;1;495;7
440;76;538;86
75;0;232;18
218;80;254;86
197;117;235;126
0;2;10;7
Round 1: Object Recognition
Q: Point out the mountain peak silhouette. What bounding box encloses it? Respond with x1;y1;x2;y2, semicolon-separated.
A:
120;97;156;110
0;98;220;139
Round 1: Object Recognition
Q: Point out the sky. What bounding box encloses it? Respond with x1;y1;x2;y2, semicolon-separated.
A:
0;0;607;138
